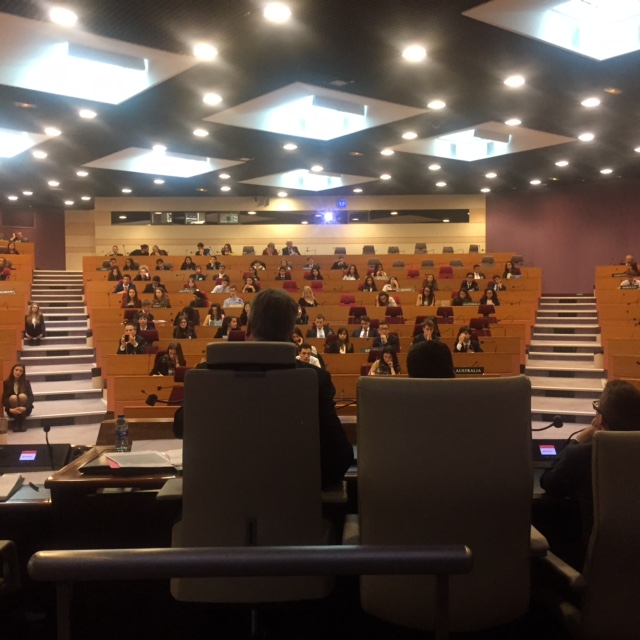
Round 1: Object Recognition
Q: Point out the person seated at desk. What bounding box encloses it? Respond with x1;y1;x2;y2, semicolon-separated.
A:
214;315;239;339
361;275;377;292
195;242;210;256
155;258;168;271
241;276;259;294
325;327;354;354
221;243;233;256
368;345;401;376
129;244;150;256
416;285;436;306
460;273;480;293
193;266;207;281
2;363;34;432
540;381;640;569
303;257;317;271
352;316;378;339
179;277;199;294
206;256;221;271
113;274;135;294
279;258;292;272
619;268;640;288
297;343;321;368
372;321;400;351
108;266;123;282
275;266;292;281
203;303;225;327
150;244;168;256
374;265;388;280
422;273;439;291
223;285;244;308
108;245;122;256
308;267;323;281
180;256;197;271
331;256;347;270
6;242;19;255
135;313;154;332
295;306;308;325
190;290;208;309
121;288;142;309
452;289;473;306
151;288;171;308
479;288;500;306
407;340;455;378
454;325;483;353
117;323;146;354
343;264;360;281
143;276;167;295
150;341;186;376
123;257;137;271
134;265;151;282
503;261;521;279
211;275;231;294
412;317;440;345
262;242;278;256
490;275;507;292
9;231;27;243
623;254;638;274
472;264;486;279
376;291;397;307
173;315;197;339
306;314;333;339
382;276;400;293
239;302;251;327
298;286;318;308
282;240;300;256
250;259;267;272
133;302;155;326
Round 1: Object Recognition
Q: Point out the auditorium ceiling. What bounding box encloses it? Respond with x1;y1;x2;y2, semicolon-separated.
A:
0;0;640;209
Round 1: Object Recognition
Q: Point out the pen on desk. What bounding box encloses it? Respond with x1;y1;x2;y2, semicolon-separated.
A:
28;482;40;492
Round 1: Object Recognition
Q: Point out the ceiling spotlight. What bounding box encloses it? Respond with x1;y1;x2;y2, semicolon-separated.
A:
390;211;398;216
203;93;223;106
555;160;569;167
76;170;89;177
380;174;391;180
480;187;491;193
277;191;288;197
264;2;292;23
121;188;132;193
7;195;18;201
402;131;418;140
311;165;323;172
79;109;97;119
220;186;231;192
353;188;363;193
32;150;48;159
578;132;595;141
154;179;165;184
402;45;427;62
152;144;167;153
64;200;74;206
81;196;91;200
505;118;521;126
193;42;218;61
635;147;640;153
504;75;525;88
119;215;127;220
428;164;441;171
301;220;308;225
380;149;394;156
22;191;33;196
485;172;497;179
49;6;78;27
219;173;230;180
283;143;298;150
436;181;447;187
193;128;209;137
48;180;60;187
427;99;446;110
442;219;450;223
44;126;61;137
530;179;541;185
581;97;601;108
600;168;613;174
247;211;257;215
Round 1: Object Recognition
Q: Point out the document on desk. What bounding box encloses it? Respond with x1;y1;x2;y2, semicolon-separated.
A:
106;451;176;468
0;473;24;501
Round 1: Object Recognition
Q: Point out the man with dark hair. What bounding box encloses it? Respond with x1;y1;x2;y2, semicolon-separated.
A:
406;341;455;379
195;242;210;256
143;275;166;295
460;272;480;293
411;318;440;345
372;321;400;351
129;244;150;256
117;323;146;354
306;314;333;339
352;316;378;339
113;274;135;294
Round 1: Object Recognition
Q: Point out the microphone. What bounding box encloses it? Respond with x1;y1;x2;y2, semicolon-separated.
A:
141;389;183;407
532;415;564;432
43;425;55;470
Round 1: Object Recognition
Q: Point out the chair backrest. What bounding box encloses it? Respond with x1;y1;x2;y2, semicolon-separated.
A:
163;262;173;270
385;306;403;317
283;280;298;292
407;269;420;278
392;260;405;268
242;246;255;255
414;243;427;254
339;294;355;305
469;244;479;253
478;304;495;317
421;259;434;267
481;256;494;266
367;258;380;268
334;247;346;255
437;306;454;319
357;376;532;632
228;329;246;341
388;246;400;254
385;315;404;324
442;246;454;253
310;280;323;290
510;255;524;266
172;342;327;603
362;245;376;254
139;329;159;343
123;308;137;322
438;266;454;278
581;431;640;639
449;259;463;267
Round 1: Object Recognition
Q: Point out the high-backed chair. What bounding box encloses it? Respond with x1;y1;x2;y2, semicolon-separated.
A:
406;269;420;279
391;260;405;268
442;246;454;253
539;431;640;640
449;259;463;267
339;294;355;305
414;243;427;254
388;246;400;254
172;342;329;603
511;255;524;266
481;256;495;267
356;376;533;632
362;245;376;255
438;265;454;279
282;280;298;293
242;246;255;255
334;247;346;255
469;244;479;253
310;280;323;292
421;259;435;267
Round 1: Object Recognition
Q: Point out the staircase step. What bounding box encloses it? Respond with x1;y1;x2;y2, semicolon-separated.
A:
31;294;84;301
533;326;600;335
528;351;595;362
44;319;89;329
22;335;88;346
30;378;96;392
529;375;605;392
525;361;606;379
531;396;597;425
27;368;94;383
19;353;96;366
540;297;596;304
529;340;601;350
32;387;103;402
22;398;107;429
535;318;599;326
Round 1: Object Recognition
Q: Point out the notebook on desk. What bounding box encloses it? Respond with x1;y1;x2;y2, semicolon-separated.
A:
80;451;178;476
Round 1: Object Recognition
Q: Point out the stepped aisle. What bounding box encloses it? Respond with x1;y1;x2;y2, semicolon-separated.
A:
526;295;605;438
10;270;106;441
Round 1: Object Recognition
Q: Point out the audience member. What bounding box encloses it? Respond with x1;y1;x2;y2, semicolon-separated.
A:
454;325;483;353
372;322;400;351
123;257;137;271
275;266;291;281
298;286;319;308
211;275;231;293
352;316;378;339
422;273;439;291
374;265;388;280
382;276;400;292
134;265;151;281
295;306;309;325
9;231;27;243
223;285;244;308
282;241;300;256
416;285;436;306
203;303;225;327
306;314;333;339
108;245;122;256
619;268;640;288
193;266;206;281
150;341;186;376
361;275;377;292
308;267;323;281
150;245;168;256
2;363;34;431
221;243;233;255
452;289;473;306
376;291;397;307
343;264;360;280
113;274;135;294
325;328;354;354
412;318;440;345
303;257;317;270
206;256;221;271
369;346;401;376
151;288;171;308
24;303;46;345
503;261;521;279
297;343;321;368
262;242;278;256
173;315;197;339
490;275;507;291
460;272;480;293
6;242;19;255
331;256;347;270
108;267;123;282
129;244;150;256
214;315;239;339
143;275;166;294
180;256;197;271
479;288;500;305
117;323;146;354
121;288;142;309
472;264;486;279
195;242;210;256
407;341;455;378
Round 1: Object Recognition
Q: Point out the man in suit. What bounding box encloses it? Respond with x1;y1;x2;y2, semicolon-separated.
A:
411;318;440;345
454;326;483;353
491;275;507;292
116;323;146;354
331;256;348;270
352;316;378;339
372;321;400;351
108;245;122;256
129;244;150;256
460;272;480;293
306;314;333;339
472;264;486;279
282;240;300;256
143;275;166;294
113;274;135;294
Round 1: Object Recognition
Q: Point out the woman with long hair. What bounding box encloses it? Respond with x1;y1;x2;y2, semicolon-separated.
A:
376;291;398;307
503;261;521;279
416;285;436;306
151;288;171;308
173;315;197;339
123;257;136;271
362;275;377;292
221;243;233;256
241;276;259;294
298;286;318;308
180;277;198;294
343;264;360;281
121;287;142;309
150;341;186;376
240;302;251;327
108;266;123;281
180;256;197;271
203;303;225;327
215;315;239;339
6;242;19;255
452;289;472;306
479;288;500;306
368;346;401;376
24;302;46;344
309;267;324;281
374;265;388;280
423;273;439;291
295;305;309;325
382;276;400;292
325;327;354;354
2;363;34;431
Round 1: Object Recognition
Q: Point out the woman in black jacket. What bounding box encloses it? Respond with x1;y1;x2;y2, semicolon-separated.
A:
2;363;34;431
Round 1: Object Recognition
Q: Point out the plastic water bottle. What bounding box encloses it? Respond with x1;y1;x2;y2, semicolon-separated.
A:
115;414;129;452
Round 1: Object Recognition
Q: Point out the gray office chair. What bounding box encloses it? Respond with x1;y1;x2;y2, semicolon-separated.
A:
242;246;256;255
538;431;640;640
442;246;454;253
355;375;534;632
449;259;463;267
334;247;346;255
511;255;524;266
414;243;427;254
469;244;479;253
388;246;400;254
392;260;405;268
362;245;376;255
172;342;330;603
481;256;495;267
421;259;435;267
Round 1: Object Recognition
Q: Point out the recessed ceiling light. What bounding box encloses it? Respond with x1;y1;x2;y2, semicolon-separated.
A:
581;97;601;108
48;180;60;187
193;42;218;61
505;118;521;126
264;2;292;23
79;109;97;119
402;131;418;140
49;6;78;27
555;160;569;167
351;217;359;221
530;179;542;185
121;188;132;193
604;87;621;95
81;195;91;200
22;191;33;196
436;181;447;187
76;170;89;177
578;132;595;141
219;173;230;180
427;99;446;110
7;195;18;201
154;178;165;184
203;93;223;106
44;126;61;137
485;172;497;179
152;144;167;153
283;143;298;150
32;150;48;159
311;165;323;172
442;219;450;223
64;200;74;206
504;75;525;88
380;149;394;156
635;146;640;153
247;211;257;215
277;191;288;197
353;188;363;193
600;168;613;174
428;164;441;171
301;220;308;225
193;128;209;137
220;186;231;192
390;211;398;215
480;187;491;193
380;174;391;180
402;45;427;62
197;188;207;192
119;215;127;220
350;151;363;156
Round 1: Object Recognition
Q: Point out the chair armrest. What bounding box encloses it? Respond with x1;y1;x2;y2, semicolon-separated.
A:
530;525;549;557
342;514;360;545
540;551;588;593
0;540;20;594
156;477;183;500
